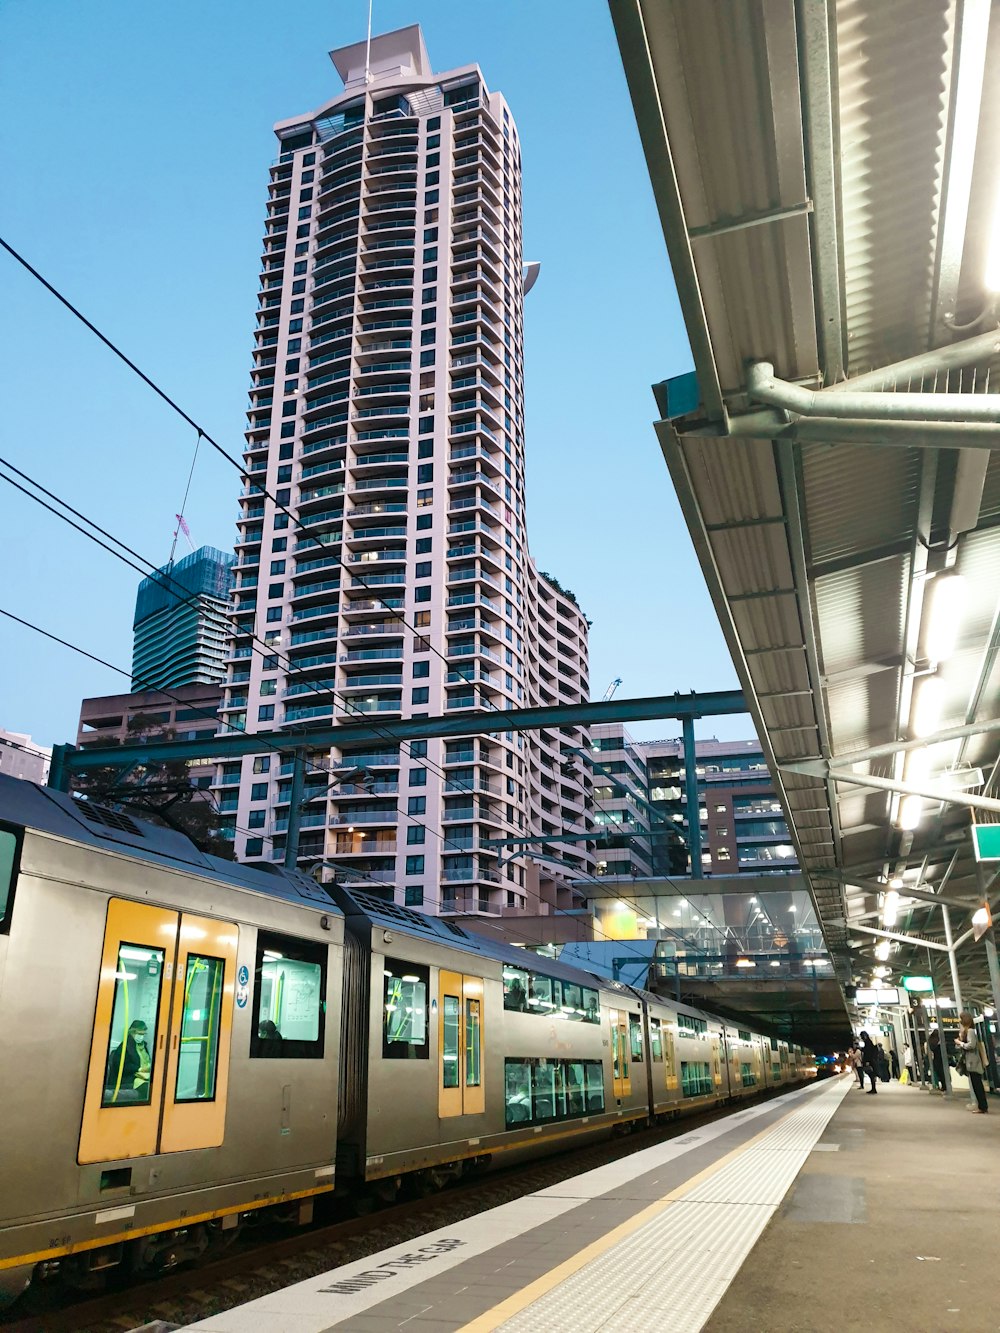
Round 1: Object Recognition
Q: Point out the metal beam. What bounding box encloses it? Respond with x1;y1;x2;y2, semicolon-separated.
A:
59;690;746;773
749;359;1000;424
844;874;980;913
851;923;949;952
783;715;1000;774
825;767;1000;816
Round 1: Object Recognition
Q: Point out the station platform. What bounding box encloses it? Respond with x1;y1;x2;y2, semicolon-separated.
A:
186;1077;849;1332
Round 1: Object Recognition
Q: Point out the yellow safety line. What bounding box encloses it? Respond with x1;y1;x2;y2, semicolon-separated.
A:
457;1089;821;1332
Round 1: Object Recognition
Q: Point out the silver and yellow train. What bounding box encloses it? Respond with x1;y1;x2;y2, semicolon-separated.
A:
0;775;815;1302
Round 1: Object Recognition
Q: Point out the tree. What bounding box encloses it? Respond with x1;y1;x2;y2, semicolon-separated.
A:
73;713;233;859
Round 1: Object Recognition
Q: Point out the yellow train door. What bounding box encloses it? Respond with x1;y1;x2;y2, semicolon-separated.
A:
160;913;239;1153
79;899;238;1164
438;970;485;1118
609;1009;631;1100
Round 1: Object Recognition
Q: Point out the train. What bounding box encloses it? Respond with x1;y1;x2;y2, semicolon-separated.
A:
0;773;815;1303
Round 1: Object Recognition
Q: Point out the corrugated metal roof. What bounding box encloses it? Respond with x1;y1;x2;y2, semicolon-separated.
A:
615;0;1000;1006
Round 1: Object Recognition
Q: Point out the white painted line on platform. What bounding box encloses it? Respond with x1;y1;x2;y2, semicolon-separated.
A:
182;1083;829;1333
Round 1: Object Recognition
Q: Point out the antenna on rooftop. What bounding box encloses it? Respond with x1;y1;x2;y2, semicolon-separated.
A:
364;0;374;85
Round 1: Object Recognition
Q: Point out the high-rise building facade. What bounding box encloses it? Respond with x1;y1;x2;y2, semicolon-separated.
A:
133;546;235;690
0;729;51;784
222;26;593;913
641;737;798;876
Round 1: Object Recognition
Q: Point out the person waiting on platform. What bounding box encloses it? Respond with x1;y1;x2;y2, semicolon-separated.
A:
903;1041;914;1082
850;1043;865;1088
106;1020;152;1102
890;1047;900;1080
928;1028;946;1092
956;1012;989;1114
859;1031;880;1094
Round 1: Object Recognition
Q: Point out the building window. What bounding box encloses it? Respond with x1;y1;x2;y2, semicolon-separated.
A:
415;587;432;603
245;838;264;857
415;561;432;578
253;756;271;774
410;741;427;758
406;826;426;845
248;810;266;829
405;855;425;875
412;687;429;704
413;661;430;678
258;705;275;721
407;796;426;815
260;679;277;696
251;783;268;801
404;886;424;906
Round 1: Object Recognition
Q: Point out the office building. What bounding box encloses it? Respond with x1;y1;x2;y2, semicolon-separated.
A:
589;724;654;878
78;684;222;795
221;26;593;912
133;546;235;691
0;729;51;784
640;737;798;875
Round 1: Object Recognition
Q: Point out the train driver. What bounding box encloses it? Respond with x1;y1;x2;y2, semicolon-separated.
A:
106;1020;152;1101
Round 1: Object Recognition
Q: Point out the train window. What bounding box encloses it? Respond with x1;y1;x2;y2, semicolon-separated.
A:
504;1058;605;1127
681;1061;713;1097
678;1014;708;1038
560;981;582;1018
532;1059;565;1121
174;955;225;1102
102;942;166;1106
505;1059;532;1124
442;993;461;1088
0;825;21;931
503;965;529;1011
383;958;429;1060
738;1028;752;1042
528;973;556;1012
250;930;326;1059
465;996;482;1087
649;1017;663;1060
566;1061;585;1114
582;986;600;1023
629;1014;644;1062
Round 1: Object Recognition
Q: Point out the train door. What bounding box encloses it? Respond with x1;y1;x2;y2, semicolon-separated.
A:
79;899;238;1164
664;1017;678;1091
609;1008;631;1100
710;1031;723;1091
438;970;485;1117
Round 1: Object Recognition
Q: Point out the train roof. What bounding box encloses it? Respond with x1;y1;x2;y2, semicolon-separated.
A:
0;773;340;915
330;885;637;995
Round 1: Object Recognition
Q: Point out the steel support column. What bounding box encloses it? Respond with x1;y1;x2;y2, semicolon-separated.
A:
283;747;307;870
682;715;702;878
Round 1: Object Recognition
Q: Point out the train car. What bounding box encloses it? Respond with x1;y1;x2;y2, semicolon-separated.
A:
0;777;345;1304
0;774;817;1305
329;888;651;1197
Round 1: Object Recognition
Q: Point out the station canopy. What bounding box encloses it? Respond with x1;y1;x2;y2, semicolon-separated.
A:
612;0;1000;1010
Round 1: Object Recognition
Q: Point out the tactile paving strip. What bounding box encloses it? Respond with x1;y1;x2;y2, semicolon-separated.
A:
498;1080;850;1333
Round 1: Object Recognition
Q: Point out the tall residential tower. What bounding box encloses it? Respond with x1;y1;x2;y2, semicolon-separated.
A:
222;27;593;915
133;546;235;690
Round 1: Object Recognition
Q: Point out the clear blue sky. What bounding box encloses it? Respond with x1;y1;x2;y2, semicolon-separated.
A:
0;0;751;749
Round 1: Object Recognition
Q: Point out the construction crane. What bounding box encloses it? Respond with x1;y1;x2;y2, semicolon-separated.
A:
602;677;623;701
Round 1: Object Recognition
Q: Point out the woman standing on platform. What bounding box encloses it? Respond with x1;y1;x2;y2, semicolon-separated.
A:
850;1043;865;1088
929;1029;946;1092
957;1012;989;1114
859;1031;880;1094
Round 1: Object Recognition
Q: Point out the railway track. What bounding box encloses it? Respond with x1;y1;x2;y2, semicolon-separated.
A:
1;1085;799;1333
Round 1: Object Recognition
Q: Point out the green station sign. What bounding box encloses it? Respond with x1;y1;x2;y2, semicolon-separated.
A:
972;824;1000;862
902;975;934;992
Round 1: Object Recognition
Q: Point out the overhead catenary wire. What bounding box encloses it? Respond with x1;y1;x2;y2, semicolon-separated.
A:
0;233;528;724
0;234;585;880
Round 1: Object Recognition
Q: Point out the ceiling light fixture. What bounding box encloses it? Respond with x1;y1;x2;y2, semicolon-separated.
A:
924;572;967;664
883;889;899;929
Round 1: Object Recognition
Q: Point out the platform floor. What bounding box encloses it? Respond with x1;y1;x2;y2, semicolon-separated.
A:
186;1078;849;1332
706;1075;1000;1332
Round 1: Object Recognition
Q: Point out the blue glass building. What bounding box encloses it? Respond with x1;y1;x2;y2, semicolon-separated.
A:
132;547;235;691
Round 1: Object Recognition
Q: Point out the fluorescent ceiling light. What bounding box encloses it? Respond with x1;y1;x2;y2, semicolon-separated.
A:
924;573;966;663
875;940;891;961
898;793;923;830
883;889;899;928
910;676;945;739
